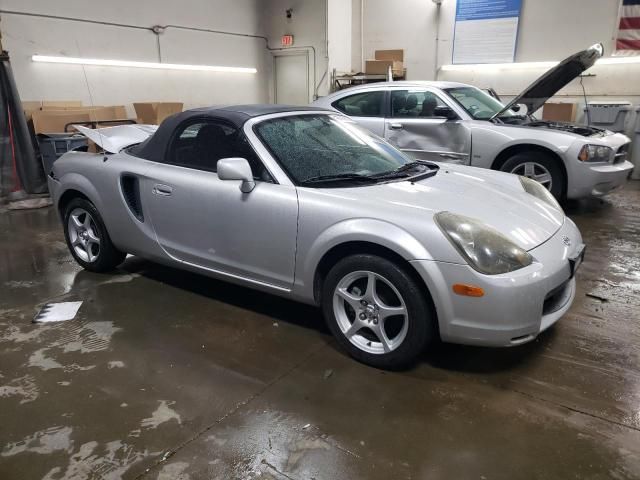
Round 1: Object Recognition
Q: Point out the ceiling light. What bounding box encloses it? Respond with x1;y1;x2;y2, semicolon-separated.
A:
440;56;640;71
31;55;257;73
440;61;558;71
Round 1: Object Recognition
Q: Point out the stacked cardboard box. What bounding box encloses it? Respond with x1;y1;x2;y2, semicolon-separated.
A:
365;49;405;77
133;102;183;125
23;101;130;134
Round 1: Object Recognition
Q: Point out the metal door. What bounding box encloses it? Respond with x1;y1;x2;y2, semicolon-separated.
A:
275;53;309;105
384;88;472;164
143;161;298;290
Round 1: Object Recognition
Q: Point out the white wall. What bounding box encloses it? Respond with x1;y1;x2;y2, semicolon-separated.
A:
1;0;269;114
327;0;352;76
437;0;640;130
361;0;440;80
357;0;640;132
260;0;329;101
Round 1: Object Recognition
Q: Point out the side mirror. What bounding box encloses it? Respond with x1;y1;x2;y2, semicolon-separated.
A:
217;157;255;193
434;106;458;120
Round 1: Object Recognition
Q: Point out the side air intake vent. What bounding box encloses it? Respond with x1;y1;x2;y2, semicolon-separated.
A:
121;175;144;222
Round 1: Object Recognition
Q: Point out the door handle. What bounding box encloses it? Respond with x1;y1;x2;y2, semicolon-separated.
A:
153;184;173;196
389;122;404;130
439;153;462;160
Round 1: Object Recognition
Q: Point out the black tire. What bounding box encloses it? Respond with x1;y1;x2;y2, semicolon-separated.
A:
63;197;126;272
500;151;565;200
321;254;435;369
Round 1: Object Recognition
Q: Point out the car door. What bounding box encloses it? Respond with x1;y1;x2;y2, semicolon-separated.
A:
384;88;472;164
331;89;387;136
143;118;299;290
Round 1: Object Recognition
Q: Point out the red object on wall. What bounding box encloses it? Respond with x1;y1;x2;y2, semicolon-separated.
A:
281;35;294;47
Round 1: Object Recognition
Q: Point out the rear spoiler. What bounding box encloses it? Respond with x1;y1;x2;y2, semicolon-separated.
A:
72;124;158;154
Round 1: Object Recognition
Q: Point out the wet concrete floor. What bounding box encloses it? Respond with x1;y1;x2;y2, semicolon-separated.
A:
0;182;639;479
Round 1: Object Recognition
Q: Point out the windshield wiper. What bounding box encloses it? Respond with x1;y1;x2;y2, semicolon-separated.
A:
299;173;379;186
371;161;434;179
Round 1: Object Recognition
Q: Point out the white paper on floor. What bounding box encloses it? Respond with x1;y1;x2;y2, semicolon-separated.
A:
33;301;83;323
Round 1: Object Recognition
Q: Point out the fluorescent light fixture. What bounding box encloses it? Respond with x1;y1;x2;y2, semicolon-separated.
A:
440;61;558;71
32;55;257;73
597;56;640;65
440;56;640;71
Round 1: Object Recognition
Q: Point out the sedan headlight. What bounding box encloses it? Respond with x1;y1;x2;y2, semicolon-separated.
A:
578;144;613;163
519;176;562;211
435;212;533;275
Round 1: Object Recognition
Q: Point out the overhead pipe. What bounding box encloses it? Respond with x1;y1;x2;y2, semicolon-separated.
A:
0;9;323;98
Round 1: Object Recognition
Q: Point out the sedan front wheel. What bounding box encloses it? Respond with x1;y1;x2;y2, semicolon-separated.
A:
322;254;435;369
500;151;565;199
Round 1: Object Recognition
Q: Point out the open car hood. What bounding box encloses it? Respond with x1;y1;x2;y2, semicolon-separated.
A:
73;124;158;154
492;43;604;120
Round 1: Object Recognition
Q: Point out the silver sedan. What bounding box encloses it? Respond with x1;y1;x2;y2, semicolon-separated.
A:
313;44;634;200
48;106;584;368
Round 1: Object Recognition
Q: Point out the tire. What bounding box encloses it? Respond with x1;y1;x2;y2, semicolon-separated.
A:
500;151;565;200
63;197;126;272
321;254;435;369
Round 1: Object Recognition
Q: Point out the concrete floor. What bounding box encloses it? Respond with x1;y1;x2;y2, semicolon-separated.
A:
1;182;639;480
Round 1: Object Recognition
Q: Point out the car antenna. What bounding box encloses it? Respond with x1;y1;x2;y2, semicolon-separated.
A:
75;40;109;162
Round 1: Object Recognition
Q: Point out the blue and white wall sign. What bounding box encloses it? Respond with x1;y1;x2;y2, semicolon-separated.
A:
453;0;522;64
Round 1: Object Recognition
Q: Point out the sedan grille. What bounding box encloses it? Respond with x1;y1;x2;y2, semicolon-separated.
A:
614;144;630;164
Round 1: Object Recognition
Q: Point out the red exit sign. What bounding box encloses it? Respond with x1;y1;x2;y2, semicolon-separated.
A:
281;35;294;47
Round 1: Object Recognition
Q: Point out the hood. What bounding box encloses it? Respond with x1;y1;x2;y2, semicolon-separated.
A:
73;124;158;153
340;165;564;251
492;43;604;120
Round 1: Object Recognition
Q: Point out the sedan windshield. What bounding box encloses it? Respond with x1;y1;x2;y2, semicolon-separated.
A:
255;114;427;186
445;86;517;120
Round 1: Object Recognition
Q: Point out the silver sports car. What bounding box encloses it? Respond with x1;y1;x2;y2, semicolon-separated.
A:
47;106;585;368
313;44;634;200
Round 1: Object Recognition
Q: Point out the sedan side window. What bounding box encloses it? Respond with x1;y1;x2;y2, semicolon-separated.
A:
169;121;272;181
391;90;447;119
332;91;385;117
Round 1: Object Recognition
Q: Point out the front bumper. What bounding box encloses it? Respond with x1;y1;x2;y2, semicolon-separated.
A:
567;156;634;199
411;218;583;347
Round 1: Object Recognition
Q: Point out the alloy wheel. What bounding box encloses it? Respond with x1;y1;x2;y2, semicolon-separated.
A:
67;208;101;263
333;270;409;354
510;161;553;190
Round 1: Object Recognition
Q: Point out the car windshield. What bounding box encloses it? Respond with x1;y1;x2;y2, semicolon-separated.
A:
445;86;518;120
254;114;424;185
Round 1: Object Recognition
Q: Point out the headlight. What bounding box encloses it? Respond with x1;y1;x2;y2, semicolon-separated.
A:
519;176;562;211
435;212;533;275
578;144;613;163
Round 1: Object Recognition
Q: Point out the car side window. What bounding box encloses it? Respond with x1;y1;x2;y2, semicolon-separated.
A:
391;90;448;119
169;120;273;182
332;91;385;117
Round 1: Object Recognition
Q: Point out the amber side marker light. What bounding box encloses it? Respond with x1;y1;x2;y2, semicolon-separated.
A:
452;284;485;297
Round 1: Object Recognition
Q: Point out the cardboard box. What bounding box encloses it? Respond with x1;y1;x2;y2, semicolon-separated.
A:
542;102;578;122
365;60;404;75
133;102;183;125
31;106;130;134
375;49;404;62
22;101;44;121
41;100;83;108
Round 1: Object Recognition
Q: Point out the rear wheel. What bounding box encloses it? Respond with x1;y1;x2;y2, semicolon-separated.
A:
500;151;565;199
322;254;434;369
63;198;126;272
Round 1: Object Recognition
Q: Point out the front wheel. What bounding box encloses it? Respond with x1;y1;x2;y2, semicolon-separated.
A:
500;152;565;200
322;254;435;369
63;198;126;272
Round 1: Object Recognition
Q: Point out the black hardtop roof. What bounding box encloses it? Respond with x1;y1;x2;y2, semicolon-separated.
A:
132;104;330;161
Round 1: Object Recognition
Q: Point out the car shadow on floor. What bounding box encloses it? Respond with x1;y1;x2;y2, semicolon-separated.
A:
97;255;556;375
422;328;556;374
114;256;329;335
